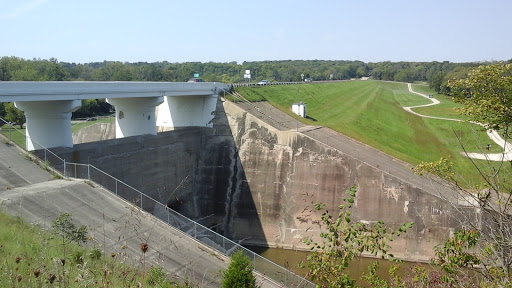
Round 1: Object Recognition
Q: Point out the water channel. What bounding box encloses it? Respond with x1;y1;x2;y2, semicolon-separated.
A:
246;246;430;287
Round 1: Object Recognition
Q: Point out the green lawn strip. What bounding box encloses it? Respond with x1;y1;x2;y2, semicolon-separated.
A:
0;210;183;287
0;127;26;148
235;81;501;185
71;117;114;133
421;118;506;186
410;84;467;120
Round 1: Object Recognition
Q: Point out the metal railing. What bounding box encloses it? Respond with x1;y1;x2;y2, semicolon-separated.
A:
232;81;304;88
0;117;315;288
63;162;315;288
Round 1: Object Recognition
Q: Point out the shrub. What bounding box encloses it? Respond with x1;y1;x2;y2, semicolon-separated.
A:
221;250;258;288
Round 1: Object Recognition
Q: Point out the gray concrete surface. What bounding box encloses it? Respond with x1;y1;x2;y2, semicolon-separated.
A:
234;100;460;202
0;140;52;189
0;139;288;288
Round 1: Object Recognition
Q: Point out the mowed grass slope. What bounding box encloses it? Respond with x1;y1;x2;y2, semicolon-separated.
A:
411;84;467;120
236;81;498;185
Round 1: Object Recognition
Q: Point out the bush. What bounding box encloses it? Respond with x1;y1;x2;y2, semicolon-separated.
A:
221;250;258;288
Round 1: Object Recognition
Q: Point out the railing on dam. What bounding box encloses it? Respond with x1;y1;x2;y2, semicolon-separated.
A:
0;118;316;288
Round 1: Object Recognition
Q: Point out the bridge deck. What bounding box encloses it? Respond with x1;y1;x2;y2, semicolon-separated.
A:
0;81;230;102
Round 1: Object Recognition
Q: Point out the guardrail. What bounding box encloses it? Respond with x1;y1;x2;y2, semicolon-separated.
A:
0;117;315;288
232;81;304;88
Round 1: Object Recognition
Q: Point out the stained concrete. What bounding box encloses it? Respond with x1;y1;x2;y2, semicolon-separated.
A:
53;97;479;263
0;140;287;288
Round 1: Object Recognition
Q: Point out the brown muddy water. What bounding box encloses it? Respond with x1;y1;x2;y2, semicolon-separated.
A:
246;246;431;287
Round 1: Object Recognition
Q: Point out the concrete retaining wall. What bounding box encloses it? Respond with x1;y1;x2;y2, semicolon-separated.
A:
55;99;478;262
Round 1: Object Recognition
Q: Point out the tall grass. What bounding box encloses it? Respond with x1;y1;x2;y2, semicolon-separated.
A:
0;210;189;288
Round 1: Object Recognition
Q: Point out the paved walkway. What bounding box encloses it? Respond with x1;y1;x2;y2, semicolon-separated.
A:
405;83;512;161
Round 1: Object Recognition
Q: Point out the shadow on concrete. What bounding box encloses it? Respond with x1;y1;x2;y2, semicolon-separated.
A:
44;98;268;251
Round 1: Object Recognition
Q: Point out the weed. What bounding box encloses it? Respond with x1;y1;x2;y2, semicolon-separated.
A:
89;248;102;260
0;210;197;287
41;160;50;171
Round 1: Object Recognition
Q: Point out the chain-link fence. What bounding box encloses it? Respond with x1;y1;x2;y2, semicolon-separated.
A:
45;159;316;288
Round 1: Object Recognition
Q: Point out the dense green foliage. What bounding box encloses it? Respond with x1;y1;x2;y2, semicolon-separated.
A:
301;187;413;287
221;250;258;288
448;63;512;135
0;56;494;85
3;102;25;128
72;99;112;118
412;62;512;287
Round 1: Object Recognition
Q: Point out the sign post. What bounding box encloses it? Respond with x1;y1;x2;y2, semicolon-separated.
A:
244;70;251;83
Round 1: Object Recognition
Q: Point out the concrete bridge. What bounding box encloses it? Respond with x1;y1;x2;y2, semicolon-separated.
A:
0;81;230;150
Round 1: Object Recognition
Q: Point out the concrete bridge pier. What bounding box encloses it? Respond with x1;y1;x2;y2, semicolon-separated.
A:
107;97;164;138
15;100;82;151
156;95;218;128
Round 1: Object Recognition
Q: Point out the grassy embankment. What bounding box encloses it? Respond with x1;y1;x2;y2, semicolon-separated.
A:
0;210;187;288
236;80;501;187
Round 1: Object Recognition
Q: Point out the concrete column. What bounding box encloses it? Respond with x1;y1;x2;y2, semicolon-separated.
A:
156;95;218;128
15;100;82;151
107;97;164;138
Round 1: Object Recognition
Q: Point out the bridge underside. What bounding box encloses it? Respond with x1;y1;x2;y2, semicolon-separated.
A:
0;81;229;150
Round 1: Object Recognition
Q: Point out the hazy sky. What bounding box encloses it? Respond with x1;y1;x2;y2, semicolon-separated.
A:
1;0;510;64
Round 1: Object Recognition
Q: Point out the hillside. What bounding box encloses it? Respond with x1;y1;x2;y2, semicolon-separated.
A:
235;80;498;186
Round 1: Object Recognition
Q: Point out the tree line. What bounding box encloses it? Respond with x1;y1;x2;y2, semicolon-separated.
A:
1;56;506;88
0;56;509;124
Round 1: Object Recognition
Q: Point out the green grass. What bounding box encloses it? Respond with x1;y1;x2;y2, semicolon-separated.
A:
236;81;505;186
71;117;114;133
0;127;26;149
410;84;467;120
0;210;189;288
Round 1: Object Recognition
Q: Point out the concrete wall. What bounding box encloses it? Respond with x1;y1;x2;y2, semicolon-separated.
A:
220;101;477;261
73;122;116;144
55;98;478;262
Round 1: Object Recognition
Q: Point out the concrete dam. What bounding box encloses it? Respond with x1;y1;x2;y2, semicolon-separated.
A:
52;97;477;262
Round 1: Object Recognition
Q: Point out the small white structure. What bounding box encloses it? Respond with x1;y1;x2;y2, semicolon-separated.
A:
292;102;307;118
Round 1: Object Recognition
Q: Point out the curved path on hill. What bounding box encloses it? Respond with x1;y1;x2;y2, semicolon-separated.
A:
405;83;512;161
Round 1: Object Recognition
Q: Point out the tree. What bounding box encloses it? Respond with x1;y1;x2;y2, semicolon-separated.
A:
302;187;413;288
393;69;415;83
221;250;258;288
414;62;512;286
4;102;25;128
448;63;512;134
52;212;88;244
429;71;447;93
0;102;5;119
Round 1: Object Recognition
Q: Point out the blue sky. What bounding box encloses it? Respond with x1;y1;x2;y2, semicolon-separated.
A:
1;0;510;64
